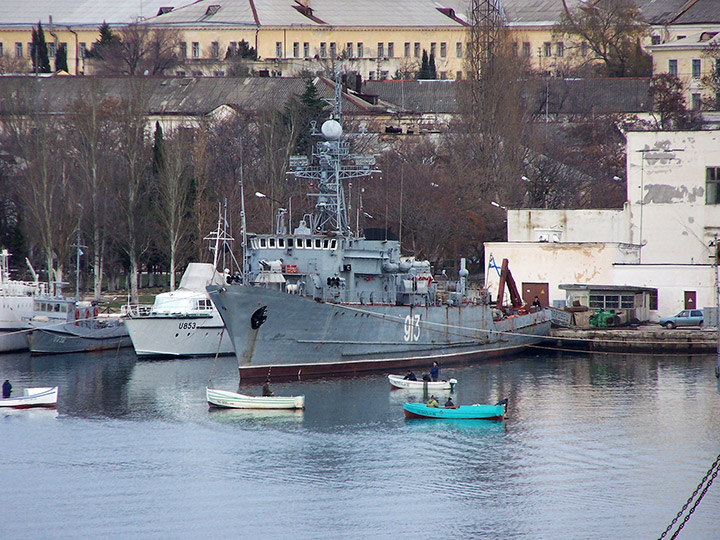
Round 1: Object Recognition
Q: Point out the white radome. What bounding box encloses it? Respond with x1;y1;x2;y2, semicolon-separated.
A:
321;119;343;140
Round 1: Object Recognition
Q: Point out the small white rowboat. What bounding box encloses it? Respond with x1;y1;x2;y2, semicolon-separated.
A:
0;387;58;409
206;387;305;410
388;375;457;391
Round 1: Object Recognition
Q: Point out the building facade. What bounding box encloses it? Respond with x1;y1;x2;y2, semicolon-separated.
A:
485;129;720;321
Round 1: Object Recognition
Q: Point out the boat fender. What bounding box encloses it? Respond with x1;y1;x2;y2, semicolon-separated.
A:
93;306;99;318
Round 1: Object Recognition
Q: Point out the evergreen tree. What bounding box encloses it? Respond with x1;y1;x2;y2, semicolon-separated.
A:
152;121;165;176
55;43;68;72
87;22;120;58
285;78;328;155
418;50;430;79
429;52;437;79
30;22;51;73
238;39;258;60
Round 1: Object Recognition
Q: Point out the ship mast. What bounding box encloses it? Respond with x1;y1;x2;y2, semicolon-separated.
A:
288;64;378;238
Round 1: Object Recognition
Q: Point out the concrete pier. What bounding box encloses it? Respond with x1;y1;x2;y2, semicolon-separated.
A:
549;326;718;353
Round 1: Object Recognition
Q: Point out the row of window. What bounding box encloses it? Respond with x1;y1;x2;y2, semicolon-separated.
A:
279;40;461;60
668;58;720;79
252;236;338;250
0;41;88;59
589;292;658;311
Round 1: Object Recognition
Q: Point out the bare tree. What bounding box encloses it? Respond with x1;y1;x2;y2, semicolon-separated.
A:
555;0;651;77
155;127;194;289
66;80;119;299
648;73;690;130
111;78;153;303
702;40;720;110
92;21;180;75
0;80;79;292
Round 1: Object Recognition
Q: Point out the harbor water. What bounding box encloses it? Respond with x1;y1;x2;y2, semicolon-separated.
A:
2;349;719;540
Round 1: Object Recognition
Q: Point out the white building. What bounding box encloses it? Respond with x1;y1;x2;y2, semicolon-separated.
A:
485;129;720;322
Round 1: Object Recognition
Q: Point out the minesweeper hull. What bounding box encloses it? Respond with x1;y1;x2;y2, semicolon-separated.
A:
208;285;551;380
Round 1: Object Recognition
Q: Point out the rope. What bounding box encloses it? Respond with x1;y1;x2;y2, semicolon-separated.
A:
657;453;720;540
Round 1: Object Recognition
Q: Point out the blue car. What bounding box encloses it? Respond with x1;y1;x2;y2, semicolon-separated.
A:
659;309;704;329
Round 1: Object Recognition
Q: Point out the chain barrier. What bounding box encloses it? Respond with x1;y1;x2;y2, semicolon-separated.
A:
657;453;720;540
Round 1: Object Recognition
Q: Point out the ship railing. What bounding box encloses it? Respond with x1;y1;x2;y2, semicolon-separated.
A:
121;304;153;317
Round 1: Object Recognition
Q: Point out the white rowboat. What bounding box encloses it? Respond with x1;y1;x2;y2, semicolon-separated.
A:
206;387;305;409
0;386;58;408
388;375;457;391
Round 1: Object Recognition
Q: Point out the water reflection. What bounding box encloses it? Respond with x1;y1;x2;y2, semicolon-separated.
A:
208;408;305;425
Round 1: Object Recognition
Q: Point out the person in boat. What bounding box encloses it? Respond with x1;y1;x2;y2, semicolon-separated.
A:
426;395;439;408
2;379;11;398
430;361;439;382
403;370;417;381
532;296;542;308
444;397;455;408
262;379;274;397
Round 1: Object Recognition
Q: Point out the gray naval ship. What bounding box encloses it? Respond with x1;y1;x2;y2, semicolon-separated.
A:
208;79;551;380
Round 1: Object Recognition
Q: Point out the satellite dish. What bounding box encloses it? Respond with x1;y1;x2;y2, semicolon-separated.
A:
321;120;342;140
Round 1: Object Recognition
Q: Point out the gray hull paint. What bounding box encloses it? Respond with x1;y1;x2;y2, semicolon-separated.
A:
209;285;551;379
30;324;132;355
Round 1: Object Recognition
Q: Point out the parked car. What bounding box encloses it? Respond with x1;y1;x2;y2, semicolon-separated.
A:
659;309;704;329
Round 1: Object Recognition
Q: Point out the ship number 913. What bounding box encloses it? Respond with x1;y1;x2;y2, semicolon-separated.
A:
178;321;197;330
404;314;421;342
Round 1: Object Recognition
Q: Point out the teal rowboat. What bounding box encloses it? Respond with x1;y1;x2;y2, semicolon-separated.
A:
403;399;506;420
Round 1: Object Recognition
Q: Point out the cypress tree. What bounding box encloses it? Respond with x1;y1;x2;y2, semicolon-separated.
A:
429;52;437;79
419;49;430;79
55;43;68;73
152;122;165;176
31;22;51;73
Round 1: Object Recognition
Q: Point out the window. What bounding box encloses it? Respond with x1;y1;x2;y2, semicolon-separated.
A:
668;59;677;76
320;42;326;57
213;70;225;77
377;42;384;58
414;42;420;58
456;42;462;58
621;295;635;309
380;70;389;79
511;42;518;56
369;70;375;80
275;41;282;57
304;42;309;57
522;42;531;57
175;70;186;77
15;42;22;58
192;42;199;58
78;42;85;59
405;42;410;57
330;42;336;58
387;42;394;58
556;42;564;57
706;167;720;204
439;71;446;79
211;41;219;58
346;42;353;57
543;42;551;57
0;43;3;57
179;42;187;58
48;42;56;58
692;93;701;110
692;58;701;78
293;42;299;57
430;42;436;57
590;294;620;309
357;42;363;57
456;70;462;80
440;42;446;58
229;41;237;55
